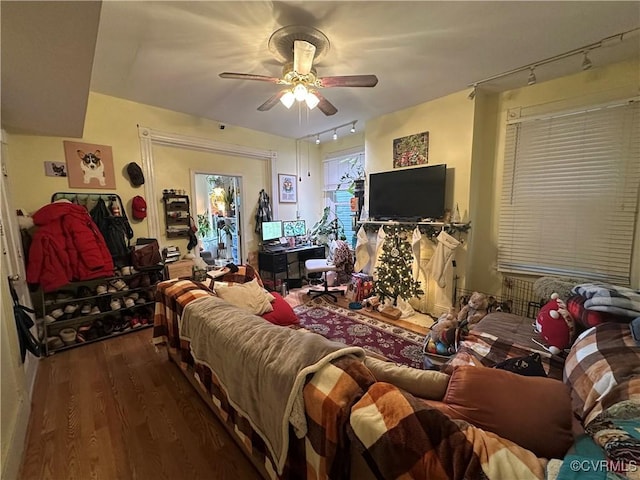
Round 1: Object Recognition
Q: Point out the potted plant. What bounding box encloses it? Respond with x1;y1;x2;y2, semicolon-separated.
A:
335;156;365;194
310;206;346;246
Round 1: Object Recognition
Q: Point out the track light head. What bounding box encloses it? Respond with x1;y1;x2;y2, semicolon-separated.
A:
581;51;592;70
527;68;537;85
332;129;338;140
315;134;320;145
350;122;356;133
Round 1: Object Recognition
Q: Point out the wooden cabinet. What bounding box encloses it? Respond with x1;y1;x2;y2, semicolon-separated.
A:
32;266;164;356
162;193;191;238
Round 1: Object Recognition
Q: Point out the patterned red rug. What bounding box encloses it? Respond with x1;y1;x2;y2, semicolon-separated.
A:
293;296;425;369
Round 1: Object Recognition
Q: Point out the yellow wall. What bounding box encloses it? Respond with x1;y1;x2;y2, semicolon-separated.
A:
5;92;300;259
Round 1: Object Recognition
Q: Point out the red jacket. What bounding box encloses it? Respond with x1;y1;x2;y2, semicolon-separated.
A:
27;201;114;292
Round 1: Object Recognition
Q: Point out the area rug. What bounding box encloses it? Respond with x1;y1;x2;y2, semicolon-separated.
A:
293;296;425;369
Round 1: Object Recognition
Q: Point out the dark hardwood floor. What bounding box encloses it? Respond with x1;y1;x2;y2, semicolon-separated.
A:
19;327;261;480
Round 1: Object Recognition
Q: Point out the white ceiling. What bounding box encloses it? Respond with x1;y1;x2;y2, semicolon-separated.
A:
2;1;639;140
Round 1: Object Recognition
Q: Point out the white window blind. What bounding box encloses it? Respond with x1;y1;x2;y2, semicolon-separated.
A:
498;100;640;284
323;151;364;244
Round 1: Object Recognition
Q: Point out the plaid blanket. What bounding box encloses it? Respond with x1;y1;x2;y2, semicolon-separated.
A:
572;283;640;318
348;382;546;480
563;322;640;426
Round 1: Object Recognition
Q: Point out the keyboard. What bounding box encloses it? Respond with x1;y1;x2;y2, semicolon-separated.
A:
264;245;286;253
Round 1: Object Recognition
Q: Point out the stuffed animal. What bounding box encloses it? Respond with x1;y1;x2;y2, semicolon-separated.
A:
535;293;575;355
426;308;460;355
457;291;489;327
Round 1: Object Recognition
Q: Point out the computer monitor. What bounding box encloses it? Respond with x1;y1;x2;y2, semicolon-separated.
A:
283;220;306;237
261;221;282;243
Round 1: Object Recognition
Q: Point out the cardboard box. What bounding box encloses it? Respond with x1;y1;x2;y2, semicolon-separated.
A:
165;259;194;279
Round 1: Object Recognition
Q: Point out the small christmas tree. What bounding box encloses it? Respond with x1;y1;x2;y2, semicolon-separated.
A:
374;226;424;305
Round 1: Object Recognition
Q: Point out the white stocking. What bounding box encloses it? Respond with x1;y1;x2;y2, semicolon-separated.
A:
354;226;370;272
426;231;460;288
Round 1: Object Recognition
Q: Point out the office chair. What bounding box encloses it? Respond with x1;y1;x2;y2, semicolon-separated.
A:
305;240;352;302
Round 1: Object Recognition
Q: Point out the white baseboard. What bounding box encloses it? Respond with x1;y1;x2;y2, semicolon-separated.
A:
1;395;30;480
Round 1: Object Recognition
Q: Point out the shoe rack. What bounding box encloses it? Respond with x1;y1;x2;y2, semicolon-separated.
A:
31;265;164;356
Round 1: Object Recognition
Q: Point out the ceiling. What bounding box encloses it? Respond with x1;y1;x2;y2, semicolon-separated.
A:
2;1;639;140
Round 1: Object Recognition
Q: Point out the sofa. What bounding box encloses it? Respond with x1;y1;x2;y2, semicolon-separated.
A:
152;275;639;480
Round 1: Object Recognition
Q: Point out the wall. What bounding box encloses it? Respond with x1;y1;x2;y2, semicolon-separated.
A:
5;92;301;260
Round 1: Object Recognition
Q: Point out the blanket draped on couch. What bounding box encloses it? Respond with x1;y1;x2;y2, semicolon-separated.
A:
180;295;366;475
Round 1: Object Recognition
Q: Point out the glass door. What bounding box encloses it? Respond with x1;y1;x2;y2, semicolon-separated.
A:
193;173;242;265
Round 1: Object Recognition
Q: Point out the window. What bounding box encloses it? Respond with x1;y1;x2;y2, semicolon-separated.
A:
323;150;364;246
498;99;640;285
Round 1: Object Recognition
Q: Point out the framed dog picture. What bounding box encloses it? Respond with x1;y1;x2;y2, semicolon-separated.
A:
63;140;116;189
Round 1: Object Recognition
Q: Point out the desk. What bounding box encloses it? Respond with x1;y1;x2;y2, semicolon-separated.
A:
258;245;325;291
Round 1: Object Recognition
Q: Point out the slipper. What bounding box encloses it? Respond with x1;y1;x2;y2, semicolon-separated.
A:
109;279;129;291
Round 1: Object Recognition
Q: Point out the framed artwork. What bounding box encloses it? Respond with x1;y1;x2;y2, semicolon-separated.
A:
44;161;67;177
278;173;297;203
63;140;116;189
393;131;429;168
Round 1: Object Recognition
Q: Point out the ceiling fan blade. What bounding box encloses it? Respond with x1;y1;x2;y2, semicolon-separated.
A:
314;91;338;116
257;91;285;111
318;75;379;88
219;72;281;83
293;40;316;75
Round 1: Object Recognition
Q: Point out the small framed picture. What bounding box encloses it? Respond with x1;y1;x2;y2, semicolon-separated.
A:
63;140;116;189
44;161;67;177
278;173;297;203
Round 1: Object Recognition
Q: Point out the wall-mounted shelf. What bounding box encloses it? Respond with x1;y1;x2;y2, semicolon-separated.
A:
357;219;471;241
162;193;191;238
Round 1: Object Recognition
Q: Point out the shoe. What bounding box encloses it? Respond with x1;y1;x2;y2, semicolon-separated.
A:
128;292;140;301
44;315;57;324
50;308;64;319
123;297;135;308
80;303;92;315
110;298;122;311
131;316;142;328
136;297;147;305
77;286;93;298
96;284;108;295
56;291;74;302
107;285;118;293
102;316;115;335
109;279;129;291
120;266;134;276
90;305;101;315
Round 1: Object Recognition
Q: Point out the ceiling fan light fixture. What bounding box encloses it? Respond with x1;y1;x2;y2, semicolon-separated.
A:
305;92;320;110
280;90;295;109
293;84;308;102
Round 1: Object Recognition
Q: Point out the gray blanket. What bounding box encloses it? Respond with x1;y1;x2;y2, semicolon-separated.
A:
572;282;640;317
180;296;365;475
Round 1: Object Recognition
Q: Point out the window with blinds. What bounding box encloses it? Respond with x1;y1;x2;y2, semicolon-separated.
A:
323;151;364;246
498;99;640;285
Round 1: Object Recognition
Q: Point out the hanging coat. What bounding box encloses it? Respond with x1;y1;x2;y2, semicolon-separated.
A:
255;189;272;234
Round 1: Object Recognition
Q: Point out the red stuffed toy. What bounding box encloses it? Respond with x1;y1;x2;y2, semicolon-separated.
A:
534;293;575;354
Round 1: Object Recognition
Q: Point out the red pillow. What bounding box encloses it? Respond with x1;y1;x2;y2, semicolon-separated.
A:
261;292;299;326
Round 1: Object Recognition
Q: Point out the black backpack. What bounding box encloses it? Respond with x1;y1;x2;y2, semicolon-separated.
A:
90;198;134;267
10;282;41;361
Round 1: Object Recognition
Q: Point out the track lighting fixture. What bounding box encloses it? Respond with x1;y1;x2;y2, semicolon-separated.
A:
581;51;592;70
467;27;638;96
298;120;358;145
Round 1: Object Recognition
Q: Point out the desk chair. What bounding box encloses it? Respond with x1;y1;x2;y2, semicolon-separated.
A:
304;258;343;302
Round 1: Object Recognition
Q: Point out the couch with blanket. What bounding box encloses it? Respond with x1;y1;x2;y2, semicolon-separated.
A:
153;273;639;479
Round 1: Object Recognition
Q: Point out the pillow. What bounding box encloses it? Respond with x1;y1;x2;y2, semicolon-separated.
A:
214;278;275;315
424;365;573;459
364;356;450;400
261;292;300;326
494;352;548;377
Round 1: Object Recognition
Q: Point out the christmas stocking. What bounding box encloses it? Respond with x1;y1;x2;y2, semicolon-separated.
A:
426;230;460;288
372;226;386;280
411;226;421;280
354;226;370;272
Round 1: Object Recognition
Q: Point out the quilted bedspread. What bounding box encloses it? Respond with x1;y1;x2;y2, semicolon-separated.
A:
348;382;547;480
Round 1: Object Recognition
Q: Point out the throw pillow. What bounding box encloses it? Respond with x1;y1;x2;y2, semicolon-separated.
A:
494;352;548;377
424;365;573;459
214;278;275;316
364;356;450;400
261;292;300;326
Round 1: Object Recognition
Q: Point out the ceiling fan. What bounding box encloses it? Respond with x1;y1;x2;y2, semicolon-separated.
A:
219;26;378;116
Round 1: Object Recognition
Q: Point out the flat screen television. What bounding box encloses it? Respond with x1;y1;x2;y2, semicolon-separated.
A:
369;164;446;221
283;220;306;237
261;221;282;243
